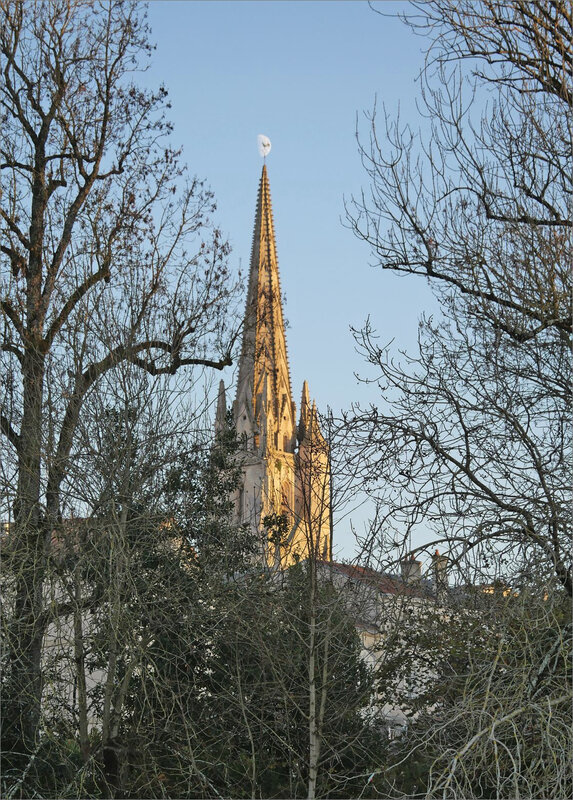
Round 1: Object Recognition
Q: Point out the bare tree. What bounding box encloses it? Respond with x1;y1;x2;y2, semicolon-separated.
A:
341;2;571;797
0;0;239;773
400;0;572;106
345;0;571;592
349;1;571;343
345;306;571;593
368;579;572;800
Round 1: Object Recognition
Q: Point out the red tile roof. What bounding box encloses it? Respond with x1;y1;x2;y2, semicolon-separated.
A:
319;560;428;598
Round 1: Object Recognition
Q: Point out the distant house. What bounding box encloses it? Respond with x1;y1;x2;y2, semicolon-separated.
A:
318;555;450;733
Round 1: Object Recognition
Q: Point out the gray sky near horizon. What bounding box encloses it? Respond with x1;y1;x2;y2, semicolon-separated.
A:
144;0;439;560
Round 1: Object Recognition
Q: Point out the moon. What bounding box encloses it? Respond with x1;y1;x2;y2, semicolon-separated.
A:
257;134;271;158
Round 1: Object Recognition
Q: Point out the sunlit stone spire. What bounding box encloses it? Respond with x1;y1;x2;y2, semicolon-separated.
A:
234;164;295;449
231;165;331;567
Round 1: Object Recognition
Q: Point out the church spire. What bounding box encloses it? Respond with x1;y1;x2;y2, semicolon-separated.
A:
234;165;295;448
231;163;331;567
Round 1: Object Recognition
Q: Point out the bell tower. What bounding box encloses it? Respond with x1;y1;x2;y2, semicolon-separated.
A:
222;164;331;567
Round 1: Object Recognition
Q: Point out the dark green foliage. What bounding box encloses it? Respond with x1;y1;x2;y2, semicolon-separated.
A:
112;556;383;797
1;411;384;799
163;418;257;575
263;511;291;551
194;563;381;799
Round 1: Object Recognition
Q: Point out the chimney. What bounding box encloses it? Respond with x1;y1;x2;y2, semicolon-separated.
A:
400;554;422;585
431;549;449;598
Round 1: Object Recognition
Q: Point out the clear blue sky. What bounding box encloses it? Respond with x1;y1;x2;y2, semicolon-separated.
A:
144;1;437;557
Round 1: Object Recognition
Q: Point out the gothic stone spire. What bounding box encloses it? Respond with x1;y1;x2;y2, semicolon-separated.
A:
234;164;296;453
232;165;331;567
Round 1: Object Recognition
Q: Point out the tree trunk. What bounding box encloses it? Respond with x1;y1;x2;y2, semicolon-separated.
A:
8;347;47;756
307;565;320;800
73;570;91;763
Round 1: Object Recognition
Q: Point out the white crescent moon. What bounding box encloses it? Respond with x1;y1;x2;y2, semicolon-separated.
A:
257;134;271;158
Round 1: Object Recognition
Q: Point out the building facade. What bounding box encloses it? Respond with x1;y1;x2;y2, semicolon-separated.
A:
216;165;331;568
